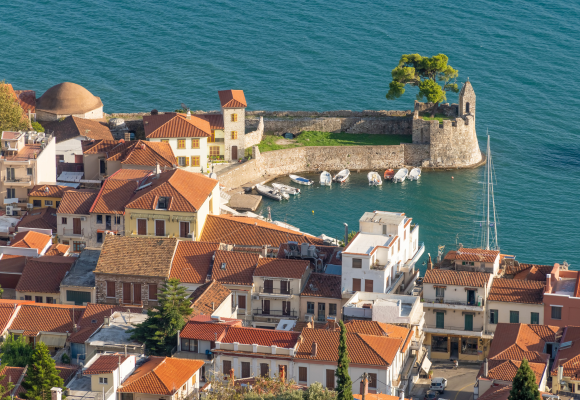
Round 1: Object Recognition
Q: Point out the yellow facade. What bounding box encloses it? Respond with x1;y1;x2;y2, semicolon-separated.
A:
125;209;198;240
28;195;63;209
425;332;490;362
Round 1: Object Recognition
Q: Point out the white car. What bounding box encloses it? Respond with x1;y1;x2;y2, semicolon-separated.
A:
430;377;447;394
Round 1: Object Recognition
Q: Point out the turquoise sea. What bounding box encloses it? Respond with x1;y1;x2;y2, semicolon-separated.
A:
1;0;579;269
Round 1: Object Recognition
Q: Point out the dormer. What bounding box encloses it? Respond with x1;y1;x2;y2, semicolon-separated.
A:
157;196;169;210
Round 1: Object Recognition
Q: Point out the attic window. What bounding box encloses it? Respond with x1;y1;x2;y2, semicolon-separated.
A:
220;262;227;270
157;197;168;210
92;319;97;323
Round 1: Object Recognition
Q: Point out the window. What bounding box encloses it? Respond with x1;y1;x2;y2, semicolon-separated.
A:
99;377;108;384
6;188;15;199
329;304;337;316
260;363;269;377
73;241;85;252
46;297;54;304
107;281;116;298
177;139;186;149
353;278;361;292
222;360;231;375
26;168;32;175
114;215;121;225
307;302;314;314
177;157;187;167
62;240;69;246
368;373;377;389
67;290;91;305
382;225;387;234
238;294;246;309
62;217;67;224
364;279;373;292
436;311;444;329
209;131;215;143
191;139;200;149
281;280;290;294
161;139;169;143
465;314;474;331
209;146;220;156
149;284;158;300
44;200;53;206
192;374;196;385
180;221;190;238
551;306;562;320
432;335;448;353
200;365;206;382
299;367;307;383
510;311;520;323
435;287;445;298
531;312;540;325
241;362;251;379
97;215;103;224
137;219;147;235
24;295;32;301
352;258;362;268
157;197;168;210
490;309;498;324
33;200;41;207
99;159;106;174
462;338;478;355
35;296;42;303
182;339;198;352
325;369;335;389
231;114;238;122
191;156;200;167
97;232;103;243
230;131;238;140
56;201;60;207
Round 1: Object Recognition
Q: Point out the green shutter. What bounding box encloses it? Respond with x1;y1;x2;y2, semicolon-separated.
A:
510;311;519;323
436;312;444;329
531;312;539;325
66;290;91;306
465;314;473;331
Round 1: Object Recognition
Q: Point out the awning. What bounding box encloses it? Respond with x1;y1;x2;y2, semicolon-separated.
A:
38;334;67;348
420;356;432;374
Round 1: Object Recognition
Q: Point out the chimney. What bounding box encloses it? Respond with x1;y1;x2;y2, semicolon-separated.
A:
124;344;127;357
547;274;552;293
155;162;161;176
362;373;368;400
427;253;433;271
124;131;131;142
262;245;268;258
311;342;317;357
484;358;488;377
51;387;62;400
186;110;191;120
399;389;405;400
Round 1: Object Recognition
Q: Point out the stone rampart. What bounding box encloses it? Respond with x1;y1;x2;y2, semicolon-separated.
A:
413;101;458;118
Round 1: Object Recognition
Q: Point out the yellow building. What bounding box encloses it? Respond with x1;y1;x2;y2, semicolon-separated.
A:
124;169;219;240
28;184;74;209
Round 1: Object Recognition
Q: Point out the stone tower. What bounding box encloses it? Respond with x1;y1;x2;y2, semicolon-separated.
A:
219;90;247;162
459;79;476;121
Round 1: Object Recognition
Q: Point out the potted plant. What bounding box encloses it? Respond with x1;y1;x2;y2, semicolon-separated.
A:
428;369;433;379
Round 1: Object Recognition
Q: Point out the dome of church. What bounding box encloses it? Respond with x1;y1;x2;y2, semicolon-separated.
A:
36;82;103;115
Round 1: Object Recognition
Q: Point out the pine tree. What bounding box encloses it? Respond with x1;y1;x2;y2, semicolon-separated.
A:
0;82;28;132
0;334;34;367
130;278;192;355
508;359;541;400
335;320;352;400
20;342;65;400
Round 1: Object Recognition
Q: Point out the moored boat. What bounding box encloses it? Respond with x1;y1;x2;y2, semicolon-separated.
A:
392;168;408;183
333;169;350;183
367;171;382;186
320;171;332;186
289;174;314;185
408;168;421;181
272;183;300;195
255;184;288;201
384;169;395;181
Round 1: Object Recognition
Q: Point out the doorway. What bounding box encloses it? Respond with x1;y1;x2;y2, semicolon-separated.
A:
467;290;476;305
231;146;238;160
450;337;459;360
105;215;111;230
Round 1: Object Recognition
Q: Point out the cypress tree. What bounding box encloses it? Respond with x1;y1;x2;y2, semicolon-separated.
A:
21;342;65;400
508;359;541;400
335;320;352;400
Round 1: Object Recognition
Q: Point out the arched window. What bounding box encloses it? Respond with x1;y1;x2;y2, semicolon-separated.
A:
466;102;470;114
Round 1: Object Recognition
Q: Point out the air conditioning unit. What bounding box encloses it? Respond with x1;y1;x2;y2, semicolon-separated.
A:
5;206;13;216
80;217;86;221
252;295;259;300
27;203;33;209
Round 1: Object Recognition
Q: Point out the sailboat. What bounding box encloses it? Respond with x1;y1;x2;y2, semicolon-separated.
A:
477;133;500;251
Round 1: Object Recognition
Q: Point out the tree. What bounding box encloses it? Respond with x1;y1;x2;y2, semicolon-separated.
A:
386;54;459;116
335;320;352;400
508;359;541;400
0;334;34;367
20;342;65;400
130;278;192;355
0;82;28;132
31;122;45;132
303;382;336;400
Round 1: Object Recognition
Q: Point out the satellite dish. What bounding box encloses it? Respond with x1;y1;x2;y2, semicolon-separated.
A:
181;103;189;111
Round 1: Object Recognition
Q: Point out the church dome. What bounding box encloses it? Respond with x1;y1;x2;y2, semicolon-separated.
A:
36;82;103;115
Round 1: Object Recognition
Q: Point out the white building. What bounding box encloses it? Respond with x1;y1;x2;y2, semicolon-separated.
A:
342;211;423;296
81;354;137;400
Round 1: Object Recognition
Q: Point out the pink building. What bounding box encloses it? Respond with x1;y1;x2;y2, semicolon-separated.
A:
543;264;580;327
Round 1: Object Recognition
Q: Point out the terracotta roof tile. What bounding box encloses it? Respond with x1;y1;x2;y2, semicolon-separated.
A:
254;258;309;279
0;256;27;274
0;304;20;333
90;179;138;214
189;280;231;316
84;355;129;374
180;321;231;341
476;385;512;400
505;262;553;276
218;90;247;108
513;265;552;281
45;243;70;256
118;357;204;395
169;241;220;284
221;326;299;348
143;113;178;136
423;269;491;288
444;248;500;263
487;279;544;304
28;185;74;198
200;215;325;247
195;114;224;130
488;323;560;364
125;169;217;213
354;395;408;400
11;231;52;253
211;251;259;286
83;140;175;169
69;303;143;344
479;359;545;384
15;258;74;293
17;207;57;234
344;320;411;352
359;334;402;365
551;326;580;378
56;364;80;384
9;304;85;336
42;116;113;143
14;90;36;113
108;169;152;181
95;236;177;278
301;273;341;299
145;113;211;139
57;190;99;215
0;366;25;397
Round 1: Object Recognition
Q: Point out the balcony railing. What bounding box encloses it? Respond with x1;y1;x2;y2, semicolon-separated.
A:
424;323;482;332
423;298;484;307
63;228;84;236
253;309;297;318
386;272;404;294
258;286;293;295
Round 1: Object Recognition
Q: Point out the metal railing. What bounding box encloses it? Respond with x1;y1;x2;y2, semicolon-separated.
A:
253;308;297;317
425;323;483;332
63;228;84;236
258;286;293;295
4;176;32;183
386;272;404;294
423;298;484;307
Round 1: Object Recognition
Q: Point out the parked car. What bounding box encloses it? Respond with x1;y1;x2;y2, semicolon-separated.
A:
424;390;438;400
430;377;448;394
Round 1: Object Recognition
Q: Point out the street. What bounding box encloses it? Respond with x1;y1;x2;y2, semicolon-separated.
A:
410;361;480;400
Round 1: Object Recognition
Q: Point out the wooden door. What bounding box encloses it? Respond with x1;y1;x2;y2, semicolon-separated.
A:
133;283;141;304
326;369;335;389
73;218;81;235
262;299;270;314
180;221;189;238
241;362;250;378
264;279;273;293
281;280;290;294
123;283;131;303
260;363;269;377
282;301;290;316
231;146;238;160
364;279;374;292
137;219;147;235
353;278;361;292
155;220;165;236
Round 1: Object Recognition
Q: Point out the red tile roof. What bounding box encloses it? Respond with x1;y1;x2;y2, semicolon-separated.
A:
0;366;25;397
145;113;211;139
14;90;36;113
108;169;152;181
301;273;341;299
57;364;80;385
211;251;259;286
0;303;21;333
195;114;224;130
69;303;143;344
200;215;325;247
169;242;220;284
487;279;544;304
513;265;552;281
189;280;231;316
479;359;545;384
354;395;408;400
57;190;99;215
45;243;70;256
28;185;74;198
218;90;247;108
143;113;178;136
15;258;75;293
118;357;204;395
477;385;512;400
11;231;52;253
83;140;176;168
9;304;85;336
444;248;500;263
42;116;113;143
90;178;138;215
551;326;580;378
221;326;300;348
180;321;231;341
423;269;491;288
344;320;412;352
16;207;57;233
125;169;217;213
254;258;309;279
488;323;560;364
84;355;129;374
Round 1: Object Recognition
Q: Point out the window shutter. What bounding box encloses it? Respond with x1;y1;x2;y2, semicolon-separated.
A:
176;157;179;164
185;157;189;166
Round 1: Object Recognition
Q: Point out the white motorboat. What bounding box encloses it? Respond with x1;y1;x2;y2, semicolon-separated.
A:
255;184;288;201
367;171;382;186
320;171;332;186
408;168;421;181
333;169;350;183
272;183;300;195
289;174;314;185
392;168;408;183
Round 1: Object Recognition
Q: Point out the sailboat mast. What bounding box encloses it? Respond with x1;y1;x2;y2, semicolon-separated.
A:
486;134;490;250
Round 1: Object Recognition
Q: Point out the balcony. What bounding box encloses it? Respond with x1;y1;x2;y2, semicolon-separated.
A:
423;323;484;337
62;228;84;237
258;286;293;297
385;272;404;294
422;297;484;311
401;242;425;273
253;309;297;319
4;176;32;187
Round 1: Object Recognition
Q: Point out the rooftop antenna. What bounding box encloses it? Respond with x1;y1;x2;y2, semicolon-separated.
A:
180;103;189;112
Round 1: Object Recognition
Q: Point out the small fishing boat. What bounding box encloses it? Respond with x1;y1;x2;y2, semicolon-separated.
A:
384;169;395;181
408;168;421;181
272;183;300;195
367;171;382;186
333;169;350;183
255;184;288;201
320;171;332;186
392;168;408;183
289;174;314;185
